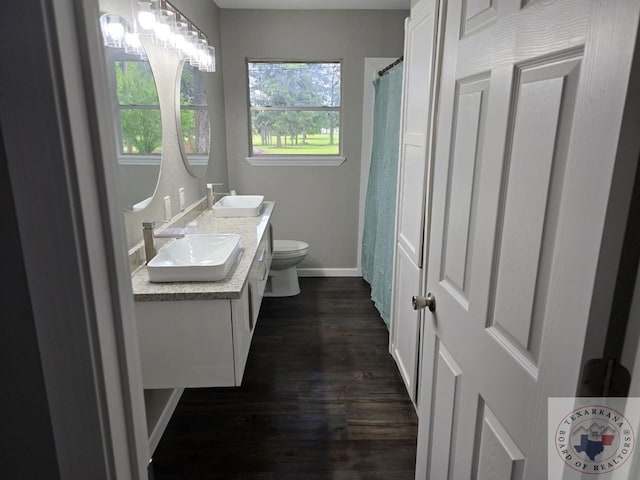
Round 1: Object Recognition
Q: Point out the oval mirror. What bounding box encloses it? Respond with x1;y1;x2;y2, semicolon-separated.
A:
101;14;162;211
177;62;211;178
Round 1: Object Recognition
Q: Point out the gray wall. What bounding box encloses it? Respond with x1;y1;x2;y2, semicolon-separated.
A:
116;164;160;208
221;9;407;270
101;0;229;248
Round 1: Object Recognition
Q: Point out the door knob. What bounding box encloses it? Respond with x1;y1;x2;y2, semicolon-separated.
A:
412;292;436;312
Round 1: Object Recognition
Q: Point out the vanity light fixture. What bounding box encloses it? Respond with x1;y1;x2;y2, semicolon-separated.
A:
99;0;216;73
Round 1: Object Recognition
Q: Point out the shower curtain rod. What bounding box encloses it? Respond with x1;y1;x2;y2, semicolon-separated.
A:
378;56;403;76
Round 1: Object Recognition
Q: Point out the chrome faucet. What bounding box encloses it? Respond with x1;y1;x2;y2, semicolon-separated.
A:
207;183;234;209
142;221;186;262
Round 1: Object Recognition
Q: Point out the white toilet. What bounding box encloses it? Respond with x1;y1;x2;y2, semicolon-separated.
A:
265;240;309;297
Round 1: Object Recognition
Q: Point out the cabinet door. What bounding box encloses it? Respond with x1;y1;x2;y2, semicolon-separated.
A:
231;287;252;385
136;300;235;388
249;227;272;328
233;226;273;385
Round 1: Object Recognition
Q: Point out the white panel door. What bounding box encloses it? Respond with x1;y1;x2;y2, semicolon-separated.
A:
393;243;423;399
395;0;437;268
391;0;439;404
416;0;640;478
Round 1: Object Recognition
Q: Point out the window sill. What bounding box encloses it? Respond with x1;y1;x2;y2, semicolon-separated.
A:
245;156;346;167
118;156;161;166
185;155;209;166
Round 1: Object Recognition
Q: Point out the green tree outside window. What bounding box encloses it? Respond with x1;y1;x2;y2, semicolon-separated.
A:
179;64;210;156
115;60;162;155
248;61;341;156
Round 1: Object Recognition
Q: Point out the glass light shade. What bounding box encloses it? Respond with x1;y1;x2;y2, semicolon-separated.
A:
184;29;200;65
195;36;207;65
209;46;216;72
170;19;188;56
100;14;126;48
124;31;146;59
201;45;215;73
137;1;156;30
153;8;174;44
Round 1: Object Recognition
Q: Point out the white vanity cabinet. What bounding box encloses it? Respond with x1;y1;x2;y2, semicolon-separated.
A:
135;226;273;389
137;289;257;454
131;202;275;455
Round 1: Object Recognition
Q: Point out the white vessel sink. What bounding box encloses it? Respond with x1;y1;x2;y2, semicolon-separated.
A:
212;195;264;217
147;234;242;282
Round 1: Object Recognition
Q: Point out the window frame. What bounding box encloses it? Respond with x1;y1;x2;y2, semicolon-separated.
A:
105;50;162;166
245;59;346;166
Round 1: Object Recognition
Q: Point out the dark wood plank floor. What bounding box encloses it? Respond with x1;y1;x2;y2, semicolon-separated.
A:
152;277;418;480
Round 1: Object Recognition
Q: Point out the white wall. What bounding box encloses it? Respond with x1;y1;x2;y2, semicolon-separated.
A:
220;10;407;271
101;0;229;248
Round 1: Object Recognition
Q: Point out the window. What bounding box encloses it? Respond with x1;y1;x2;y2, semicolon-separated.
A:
178;63;211;171
111;56;162;160
247;61;342;164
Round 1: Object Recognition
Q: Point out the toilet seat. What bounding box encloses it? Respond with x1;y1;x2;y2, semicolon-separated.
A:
273;240;309;258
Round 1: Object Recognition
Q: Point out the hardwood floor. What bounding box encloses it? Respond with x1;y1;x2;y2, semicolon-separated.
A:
151;277;418;479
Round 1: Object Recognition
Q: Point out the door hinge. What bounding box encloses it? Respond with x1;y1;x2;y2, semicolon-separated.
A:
578;357;631;397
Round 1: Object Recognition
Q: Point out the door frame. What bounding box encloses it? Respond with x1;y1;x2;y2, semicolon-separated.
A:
1;0;149;477
411;0;446;473
75;0;151;474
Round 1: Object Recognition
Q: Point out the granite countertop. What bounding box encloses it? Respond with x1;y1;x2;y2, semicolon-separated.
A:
131;202;274;301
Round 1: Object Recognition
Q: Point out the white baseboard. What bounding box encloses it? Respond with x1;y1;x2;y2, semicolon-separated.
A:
297;268;361;277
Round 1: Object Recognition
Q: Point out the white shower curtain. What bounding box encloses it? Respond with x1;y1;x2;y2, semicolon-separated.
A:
361;63;403;328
